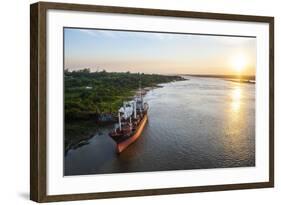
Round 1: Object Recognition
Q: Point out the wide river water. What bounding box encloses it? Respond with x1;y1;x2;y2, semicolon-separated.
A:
64;76;255;176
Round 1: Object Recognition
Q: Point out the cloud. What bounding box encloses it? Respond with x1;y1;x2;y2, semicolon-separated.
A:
78;29;119;38
78;29;98;37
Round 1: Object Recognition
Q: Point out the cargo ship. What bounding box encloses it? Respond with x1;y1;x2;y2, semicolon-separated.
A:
109;87;149;153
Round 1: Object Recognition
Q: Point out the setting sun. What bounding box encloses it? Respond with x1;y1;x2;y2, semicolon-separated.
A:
231;54;247;73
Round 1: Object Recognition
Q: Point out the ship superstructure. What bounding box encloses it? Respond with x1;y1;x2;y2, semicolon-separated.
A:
109;84;148;153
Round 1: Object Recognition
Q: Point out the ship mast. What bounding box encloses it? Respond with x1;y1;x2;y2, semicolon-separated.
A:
133;101;136;119
138;74;143;113
118;111;121;130
139;76;142;102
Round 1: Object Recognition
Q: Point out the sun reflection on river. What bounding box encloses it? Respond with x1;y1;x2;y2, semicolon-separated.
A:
231;86;242;113
224;84;250;164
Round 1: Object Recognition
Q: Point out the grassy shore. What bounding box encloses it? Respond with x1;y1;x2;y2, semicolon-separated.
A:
64;69;185;121
64;69;185;151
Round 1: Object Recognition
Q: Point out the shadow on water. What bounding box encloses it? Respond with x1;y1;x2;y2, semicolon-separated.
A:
64;120;117;156
64;124;118;175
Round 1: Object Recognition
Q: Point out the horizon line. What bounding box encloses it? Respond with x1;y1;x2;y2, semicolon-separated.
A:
64;68;255;77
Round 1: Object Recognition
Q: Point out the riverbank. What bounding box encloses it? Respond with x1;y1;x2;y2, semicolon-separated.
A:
64;69;185;122
64;69;185;151
65;120;99;154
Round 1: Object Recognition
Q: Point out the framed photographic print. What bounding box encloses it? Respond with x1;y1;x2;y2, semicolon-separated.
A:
30;1;274;202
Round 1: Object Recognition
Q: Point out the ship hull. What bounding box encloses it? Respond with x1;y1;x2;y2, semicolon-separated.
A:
116;114;148;153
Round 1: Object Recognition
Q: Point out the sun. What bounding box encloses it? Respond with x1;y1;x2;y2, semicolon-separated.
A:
231;54;247;73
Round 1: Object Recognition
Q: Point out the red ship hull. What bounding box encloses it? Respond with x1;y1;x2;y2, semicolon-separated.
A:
116;114;148;153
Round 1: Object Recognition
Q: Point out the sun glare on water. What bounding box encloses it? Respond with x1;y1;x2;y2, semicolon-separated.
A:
231;87;242;113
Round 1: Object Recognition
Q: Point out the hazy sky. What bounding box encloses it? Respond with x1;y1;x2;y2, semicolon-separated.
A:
64;28;256;76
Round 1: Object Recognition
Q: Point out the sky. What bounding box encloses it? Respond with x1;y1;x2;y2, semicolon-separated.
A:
64;28;256;76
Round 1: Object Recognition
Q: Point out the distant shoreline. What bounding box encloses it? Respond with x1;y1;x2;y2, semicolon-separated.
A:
225;79;255;84
183;74;255;81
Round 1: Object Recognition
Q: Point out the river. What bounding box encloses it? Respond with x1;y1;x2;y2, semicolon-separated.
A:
64;76;255;176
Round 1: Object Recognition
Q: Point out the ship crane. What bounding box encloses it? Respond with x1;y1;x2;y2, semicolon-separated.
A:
109;76;148;153
117;100;137;130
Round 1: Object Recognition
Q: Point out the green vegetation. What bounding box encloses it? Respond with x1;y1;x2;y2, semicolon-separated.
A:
64;68;184;152
64;68;184;121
